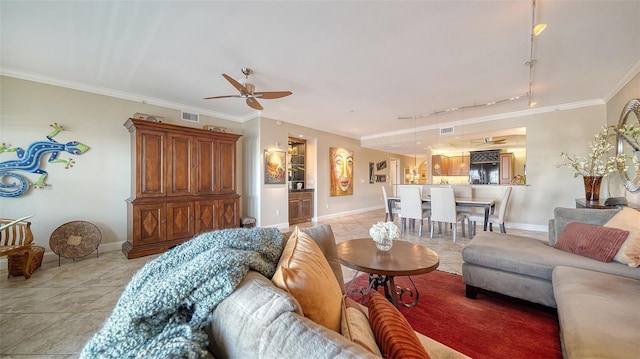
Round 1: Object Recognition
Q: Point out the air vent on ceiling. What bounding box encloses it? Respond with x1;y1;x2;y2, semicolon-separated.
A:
440;126;455;135
181;111;199;123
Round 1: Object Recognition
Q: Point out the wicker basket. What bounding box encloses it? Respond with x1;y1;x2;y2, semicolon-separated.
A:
7;245;45;278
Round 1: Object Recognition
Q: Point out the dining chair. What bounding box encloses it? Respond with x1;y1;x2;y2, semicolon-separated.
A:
399;187;431;237
469;186;512;237
382;185;400;222
452;185;473;213
429;187;467;242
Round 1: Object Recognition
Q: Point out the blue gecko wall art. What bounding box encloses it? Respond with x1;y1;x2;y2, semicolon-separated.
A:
0;123;89;198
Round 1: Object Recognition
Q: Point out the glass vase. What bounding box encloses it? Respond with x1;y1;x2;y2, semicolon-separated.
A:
583;175;603;201
374;237;393;251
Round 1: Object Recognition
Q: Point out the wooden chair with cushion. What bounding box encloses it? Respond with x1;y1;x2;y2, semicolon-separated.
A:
0;218;35;279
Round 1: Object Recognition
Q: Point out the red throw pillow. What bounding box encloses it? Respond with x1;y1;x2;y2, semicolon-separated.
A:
554;222;629;262
367;291;431;359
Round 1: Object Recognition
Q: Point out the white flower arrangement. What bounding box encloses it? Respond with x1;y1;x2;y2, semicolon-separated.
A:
369;221;400;243
558;125;625;177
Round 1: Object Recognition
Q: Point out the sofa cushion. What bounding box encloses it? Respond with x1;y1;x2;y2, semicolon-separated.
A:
603;207;640;267
272;227;343;332
462;231;640;282
549;207;620;246
341;295;381;356
552;266;640;359
259;311;380;358
368;291;431;359
553;222;628;262
206;271;300;358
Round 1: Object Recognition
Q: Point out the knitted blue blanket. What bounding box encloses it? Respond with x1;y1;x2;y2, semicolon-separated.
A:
80;227;284;359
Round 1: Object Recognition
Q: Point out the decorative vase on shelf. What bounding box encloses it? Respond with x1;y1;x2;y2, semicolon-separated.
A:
583;175;603;201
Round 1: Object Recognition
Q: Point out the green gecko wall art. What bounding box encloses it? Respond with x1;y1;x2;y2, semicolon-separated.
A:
0;123;89;198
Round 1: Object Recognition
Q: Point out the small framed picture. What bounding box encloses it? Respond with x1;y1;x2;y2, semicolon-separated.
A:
264;150;286;184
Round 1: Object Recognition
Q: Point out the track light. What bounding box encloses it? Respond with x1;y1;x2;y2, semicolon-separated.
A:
527;0;545;109
533;23;547;36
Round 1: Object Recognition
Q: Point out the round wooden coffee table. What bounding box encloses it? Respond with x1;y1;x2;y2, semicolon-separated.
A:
337;238;439;307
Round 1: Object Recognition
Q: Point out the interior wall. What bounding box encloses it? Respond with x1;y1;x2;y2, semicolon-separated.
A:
0;76;244;253
257;118;412;227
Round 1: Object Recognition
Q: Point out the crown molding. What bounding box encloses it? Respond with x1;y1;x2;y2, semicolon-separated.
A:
0;67;249;122
603;58;640;102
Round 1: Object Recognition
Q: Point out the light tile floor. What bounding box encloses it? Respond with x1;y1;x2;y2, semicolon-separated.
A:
0;208;546;358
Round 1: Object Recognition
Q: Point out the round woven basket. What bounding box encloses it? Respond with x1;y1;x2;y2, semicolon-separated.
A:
49;221;102;259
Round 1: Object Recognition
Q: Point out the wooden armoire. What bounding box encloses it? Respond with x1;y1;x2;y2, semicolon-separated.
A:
122;118;241;259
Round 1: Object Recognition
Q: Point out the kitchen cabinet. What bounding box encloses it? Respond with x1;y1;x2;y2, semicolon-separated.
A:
432;155;469;176
431;155;450;176
448;156;470;176
500;152;515;184
123;118;241;259
289;190;314;225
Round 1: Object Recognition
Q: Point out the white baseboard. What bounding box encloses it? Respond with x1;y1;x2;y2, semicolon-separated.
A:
504;222;548;232
315;205;383;222
0;241;126;266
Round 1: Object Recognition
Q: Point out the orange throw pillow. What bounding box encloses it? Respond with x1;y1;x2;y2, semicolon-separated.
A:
272;227;343;332
368;291;431;359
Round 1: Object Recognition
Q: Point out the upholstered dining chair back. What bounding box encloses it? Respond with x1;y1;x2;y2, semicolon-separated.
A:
429;187;467;242
399;187;430;236
381;185;400;222
496;186;513;225
468;186;513;236
430;187;458;223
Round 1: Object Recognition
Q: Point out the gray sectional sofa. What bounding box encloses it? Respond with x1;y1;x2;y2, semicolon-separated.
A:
462;207;640;359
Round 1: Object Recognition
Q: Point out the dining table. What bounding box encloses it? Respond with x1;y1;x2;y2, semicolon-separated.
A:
387;196;496;231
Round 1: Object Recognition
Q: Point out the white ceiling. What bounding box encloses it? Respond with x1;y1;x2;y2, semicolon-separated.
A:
1;1;639;155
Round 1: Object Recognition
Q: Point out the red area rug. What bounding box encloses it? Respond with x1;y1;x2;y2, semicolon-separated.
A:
346;271;562;359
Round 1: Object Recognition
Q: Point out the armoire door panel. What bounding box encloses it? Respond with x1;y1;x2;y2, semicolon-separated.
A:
194;137;217;194
132;203;166;245
167;202;195;240
218;140;236;194
195;200;217;233
138;130;166;197
168;134;193;196
218;198;238;228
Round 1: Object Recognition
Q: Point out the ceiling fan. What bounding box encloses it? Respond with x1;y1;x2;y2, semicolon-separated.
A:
471;137;507;146
203;68;292;111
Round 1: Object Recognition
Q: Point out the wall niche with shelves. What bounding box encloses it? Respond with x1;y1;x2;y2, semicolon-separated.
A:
288;137;306;190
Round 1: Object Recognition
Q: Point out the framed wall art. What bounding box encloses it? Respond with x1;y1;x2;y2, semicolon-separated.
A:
264;150;286;184
369;162;375;184
330;147;354;196
376;160;387;171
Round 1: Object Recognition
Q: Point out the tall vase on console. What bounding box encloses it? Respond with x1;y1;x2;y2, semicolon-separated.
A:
583;176;603;201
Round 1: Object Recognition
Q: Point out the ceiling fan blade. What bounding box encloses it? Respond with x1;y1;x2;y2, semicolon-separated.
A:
203;95;236;100
246;97;264;110
254;91;292;99
222;73;249;95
